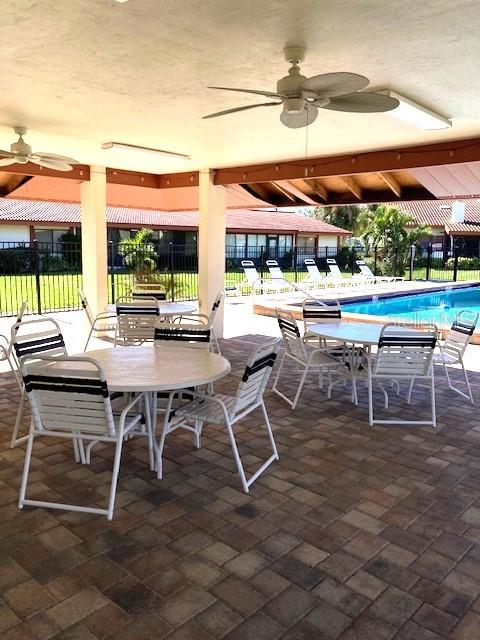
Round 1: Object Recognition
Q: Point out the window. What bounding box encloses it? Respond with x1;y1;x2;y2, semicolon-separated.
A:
226;233;246;258
35;228;72;246
278;234;293;257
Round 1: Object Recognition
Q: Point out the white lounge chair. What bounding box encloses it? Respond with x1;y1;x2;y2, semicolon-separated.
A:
265;259;293;293
299;259;329;290
325;258;355;288
354;259;404;283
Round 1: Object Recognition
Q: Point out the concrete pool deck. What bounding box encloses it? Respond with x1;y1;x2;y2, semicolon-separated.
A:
252;279;480;343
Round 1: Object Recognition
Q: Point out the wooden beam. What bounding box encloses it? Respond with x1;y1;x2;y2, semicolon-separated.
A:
340;175;363;200
0;162;89;181
274;180;319;205
271;182;296;202
378;171;402;197
311;179;328;201
324;186;434;206
106;168;199;189
213;137;480;185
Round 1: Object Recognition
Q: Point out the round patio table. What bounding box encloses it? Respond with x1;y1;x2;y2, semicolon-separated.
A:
68;345;230;393
307;321;384;346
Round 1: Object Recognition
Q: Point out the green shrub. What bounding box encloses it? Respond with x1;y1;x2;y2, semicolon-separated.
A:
446;256;480;270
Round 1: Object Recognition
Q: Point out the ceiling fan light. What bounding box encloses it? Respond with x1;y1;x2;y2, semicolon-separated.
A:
383;90;451;130
284;97;305;114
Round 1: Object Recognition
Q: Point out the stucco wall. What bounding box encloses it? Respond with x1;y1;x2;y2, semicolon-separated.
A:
0;224;30;244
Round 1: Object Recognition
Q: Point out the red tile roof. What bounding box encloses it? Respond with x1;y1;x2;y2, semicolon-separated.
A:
0;198;350;235
399;199;480;234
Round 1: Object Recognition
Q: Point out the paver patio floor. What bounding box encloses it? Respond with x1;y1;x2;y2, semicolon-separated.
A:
1;332;480;639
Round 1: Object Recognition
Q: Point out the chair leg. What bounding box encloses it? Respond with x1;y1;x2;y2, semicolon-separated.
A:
144;393;155;471
461;361;474;404
225;418;249;493
431;372;437;429
368;370;374;427
271;351;286;396
260;400;279;461
106;436;125;521
84;325;94;351
156;394;175;479
407;378;415;404
292;366;309;410
11;391;27;448
18;430;35;509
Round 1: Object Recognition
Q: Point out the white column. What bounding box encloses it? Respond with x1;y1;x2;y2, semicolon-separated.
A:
80;166;108;317
198;169;226;338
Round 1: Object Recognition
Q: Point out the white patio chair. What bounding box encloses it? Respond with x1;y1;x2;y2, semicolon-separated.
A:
173;291;223;354
18;355;150;520
431;310;477;403
325;258;354;288
10;317;68;448
154;317;211;349
79;289;117;351
299;259;329;290
354;259;404;283
238;260;280;295
0;300;28;386
156;338;281;493
302;298;345;355
272;309;346;409
115;296;159;346
371;323;438;427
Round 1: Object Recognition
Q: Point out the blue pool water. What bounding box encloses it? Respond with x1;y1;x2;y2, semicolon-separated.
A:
343;286;480;325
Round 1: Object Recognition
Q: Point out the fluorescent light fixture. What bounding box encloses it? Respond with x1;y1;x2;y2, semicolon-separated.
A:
383;91;451;130
101;141;190;161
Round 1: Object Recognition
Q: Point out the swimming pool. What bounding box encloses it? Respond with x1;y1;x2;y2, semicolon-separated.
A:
344;285;480;325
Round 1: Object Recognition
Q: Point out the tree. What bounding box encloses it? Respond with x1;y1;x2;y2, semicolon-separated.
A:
360;205;430;276
307;205;369;236
118;228;158;275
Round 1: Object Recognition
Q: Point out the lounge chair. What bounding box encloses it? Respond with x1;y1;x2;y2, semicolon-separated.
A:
325;258;355;288
354;259;404;283
265;259;293;293
298;259;327;290
234;260;283;295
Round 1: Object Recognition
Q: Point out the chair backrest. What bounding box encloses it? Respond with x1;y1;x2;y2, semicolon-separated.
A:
78;289;93;324
232;338;281;415
4;300;28;359
304;259;322;281
115;296;159;344
356;260;375;279
20;355;115;436
326;258;344;280
241;260;260;286
443;310;478;358
11;318;67;361
15;300;28;325
154;319;211;349
266;259;283;280
302;298;341;330
375;323;437;377
210;291;223;323
276;310;306;362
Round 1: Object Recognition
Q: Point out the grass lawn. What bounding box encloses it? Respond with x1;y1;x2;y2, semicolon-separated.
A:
1;268;480;316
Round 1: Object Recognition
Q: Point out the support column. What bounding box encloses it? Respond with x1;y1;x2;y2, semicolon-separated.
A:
198;169;226;338
80;166;107;317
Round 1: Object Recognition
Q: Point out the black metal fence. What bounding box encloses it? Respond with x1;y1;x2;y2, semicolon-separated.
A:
1;239;480;317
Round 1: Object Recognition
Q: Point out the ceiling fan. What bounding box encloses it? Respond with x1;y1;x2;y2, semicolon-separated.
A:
203;46;400;128
0;127;79;171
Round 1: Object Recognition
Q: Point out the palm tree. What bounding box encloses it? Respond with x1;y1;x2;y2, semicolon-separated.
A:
118;228;158;275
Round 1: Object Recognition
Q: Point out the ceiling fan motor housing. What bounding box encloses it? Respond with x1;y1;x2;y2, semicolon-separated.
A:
11;139;32;163
277;66;307;113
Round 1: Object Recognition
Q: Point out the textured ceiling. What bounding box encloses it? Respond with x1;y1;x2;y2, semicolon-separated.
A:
1;0;479;174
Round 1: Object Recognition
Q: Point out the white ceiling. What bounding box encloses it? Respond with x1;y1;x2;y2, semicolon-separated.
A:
1;0;480;175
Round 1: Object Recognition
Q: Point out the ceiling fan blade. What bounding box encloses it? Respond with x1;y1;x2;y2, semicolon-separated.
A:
208;86;284;99
30;157;73;172
0;150;14;159
36;152;79;164
0;157;17;166
301;72;370;98
320;91;400;113
203;102;281;119
280;104;318;129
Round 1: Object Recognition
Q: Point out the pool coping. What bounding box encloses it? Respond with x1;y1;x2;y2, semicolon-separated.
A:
253;280;480;342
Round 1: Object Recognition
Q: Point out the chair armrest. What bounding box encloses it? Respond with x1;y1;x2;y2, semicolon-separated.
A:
168;388;231;420
93;312;117;322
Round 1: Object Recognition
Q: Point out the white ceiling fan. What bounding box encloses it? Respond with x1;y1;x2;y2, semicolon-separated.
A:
0;127;80;171
204;46;400;128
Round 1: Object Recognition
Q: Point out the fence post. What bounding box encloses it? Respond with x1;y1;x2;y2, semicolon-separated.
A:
373;246;378;276
350;247;356;275
293;245;298;283
169;242;175;302
33;240;42;315
409;244;415;281
425;243;432;281
109;241;115;303
260;246;265;279
453;242;459;282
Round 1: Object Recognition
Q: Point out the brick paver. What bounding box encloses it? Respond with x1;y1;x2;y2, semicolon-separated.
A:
0;334;480;638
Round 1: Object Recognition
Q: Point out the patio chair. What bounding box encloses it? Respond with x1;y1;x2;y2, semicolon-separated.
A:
325;258;354;287
430;310;477;403
238;260;280;295
273;309;347;409
154;317;211;349
10;317;68;448
78;289;117;351
115;296;159;346
299;259;329;290
371;323;438;427
156;338;281;492
173;291;223;353
354;259;404;283
0;300;28;386
302;297;344;352
18;355;149;520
